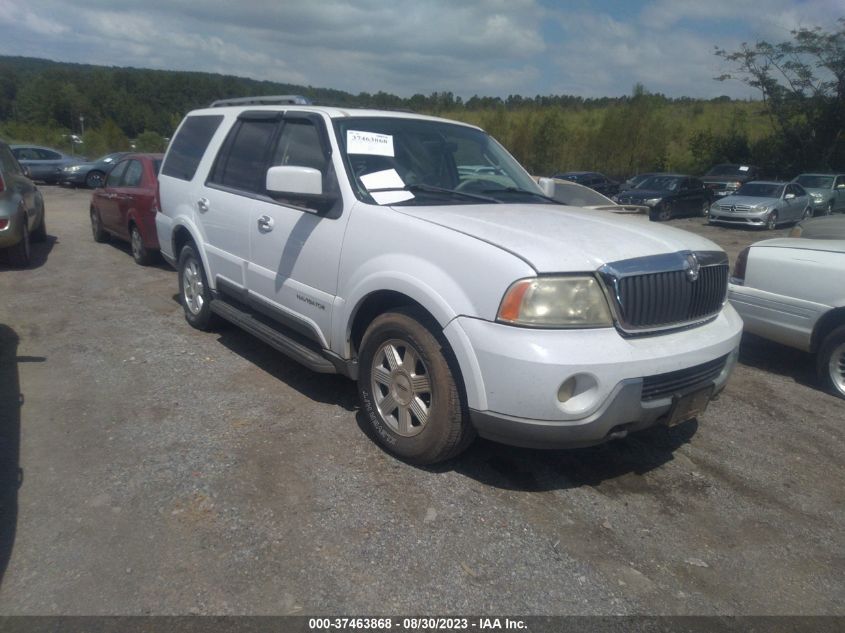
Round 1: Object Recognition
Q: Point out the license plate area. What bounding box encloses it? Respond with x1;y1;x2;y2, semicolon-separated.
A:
666;386;713;427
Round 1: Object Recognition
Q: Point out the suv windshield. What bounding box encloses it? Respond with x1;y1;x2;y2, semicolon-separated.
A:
736;183;783;198
795;175;834;189
334;117;546;205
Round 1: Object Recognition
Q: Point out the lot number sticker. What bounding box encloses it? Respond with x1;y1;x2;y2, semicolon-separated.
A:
347;130;394;157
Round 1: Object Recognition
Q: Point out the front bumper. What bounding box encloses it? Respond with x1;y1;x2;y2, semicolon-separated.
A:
708;208;770;227
450;306;742;449
60;171;87;186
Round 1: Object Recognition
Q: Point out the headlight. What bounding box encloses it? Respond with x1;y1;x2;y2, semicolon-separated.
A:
497;276;613;328
810;192;823;200
64;165;82;173
645;198;662;206
755;205;770;212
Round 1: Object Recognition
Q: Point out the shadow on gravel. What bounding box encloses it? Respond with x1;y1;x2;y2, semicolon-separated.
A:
102;240;171;271
0;325;27;587
215;326;358;411
450;420;699;492
739;332;818;390
0;234;57;270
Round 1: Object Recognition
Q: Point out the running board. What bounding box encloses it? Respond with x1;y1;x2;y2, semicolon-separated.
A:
209;297;337;374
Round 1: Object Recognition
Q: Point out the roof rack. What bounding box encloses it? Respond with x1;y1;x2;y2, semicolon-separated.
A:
209;95;313;108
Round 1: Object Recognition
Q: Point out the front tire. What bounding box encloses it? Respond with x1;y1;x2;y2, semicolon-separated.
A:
801;207;813;221
357;308;474;464
130;224;152;265
86;170;105;189
824;201;833;216
177;244;217;330
818;325;845;399
766;210;779;230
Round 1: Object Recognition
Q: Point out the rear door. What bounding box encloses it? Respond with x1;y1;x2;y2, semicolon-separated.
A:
114;159;145;239
94;159;129;233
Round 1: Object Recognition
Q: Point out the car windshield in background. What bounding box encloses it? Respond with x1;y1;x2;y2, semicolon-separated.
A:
736;183;783;198
334;117;544;205
795;175;834;189
707;165;750;177
639;175;682;191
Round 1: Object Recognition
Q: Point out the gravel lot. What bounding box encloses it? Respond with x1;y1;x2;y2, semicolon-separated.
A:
0;187;842;615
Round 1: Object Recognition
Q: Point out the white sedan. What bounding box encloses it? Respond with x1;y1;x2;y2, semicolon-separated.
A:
729;238;845;398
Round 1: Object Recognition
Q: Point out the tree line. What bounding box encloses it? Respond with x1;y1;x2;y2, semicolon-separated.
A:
0;19;841;178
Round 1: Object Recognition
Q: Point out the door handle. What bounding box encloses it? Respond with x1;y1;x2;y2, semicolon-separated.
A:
197;197;210;213
257;215;274;232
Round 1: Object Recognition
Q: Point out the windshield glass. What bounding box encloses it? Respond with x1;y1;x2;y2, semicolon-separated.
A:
795;175;834;189
639;175;682;191
736;183;783;198
334;117;544;205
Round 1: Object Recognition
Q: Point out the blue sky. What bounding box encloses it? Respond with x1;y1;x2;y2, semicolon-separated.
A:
0;0;840;99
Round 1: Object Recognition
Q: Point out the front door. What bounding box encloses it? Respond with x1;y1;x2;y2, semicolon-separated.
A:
246;115;350;345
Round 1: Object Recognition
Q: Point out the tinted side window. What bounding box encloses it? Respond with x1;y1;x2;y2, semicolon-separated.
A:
107;161;129;188
38;149;61;160
121;160;143;187
272;120;327;172
209;119;278;192
161;115;224;181
690;178;703;189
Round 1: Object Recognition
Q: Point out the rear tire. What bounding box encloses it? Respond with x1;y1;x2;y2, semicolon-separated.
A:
824;201;833;216
91;207;108;242
177;244;217;331
357;308;474;464
818;325;845;400
130;224;152;265
31;204;47;242
6;217;31;268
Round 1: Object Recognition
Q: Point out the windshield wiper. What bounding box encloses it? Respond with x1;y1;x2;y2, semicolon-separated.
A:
370;184;501;204
481;187;561;204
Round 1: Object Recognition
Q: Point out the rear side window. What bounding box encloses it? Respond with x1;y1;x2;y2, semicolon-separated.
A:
0;147;21;175
121;160;143;187
161;115;224;181
209;119;277;193
107;160;129;188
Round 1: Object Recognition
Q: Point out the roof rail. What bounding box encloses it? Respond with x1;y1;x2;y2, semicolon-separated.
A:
209;95;313;108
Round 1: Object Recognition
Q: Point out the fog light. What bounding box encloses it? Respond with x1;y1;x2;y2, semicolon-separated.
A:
558;377;576;403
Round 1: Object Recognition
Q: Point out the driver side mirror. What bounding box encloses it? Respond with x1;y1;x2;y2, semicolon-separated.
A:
537;177;556;198
785;192;796;200
266;165;338;213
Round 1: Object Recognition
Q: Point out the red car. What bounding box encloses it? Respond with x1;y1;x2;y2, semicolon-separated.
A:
90;153;163;265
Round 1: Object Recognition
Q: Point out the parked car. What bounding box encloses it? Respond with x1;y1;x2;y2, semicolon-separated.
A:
0;140;46;267
708;181;812;229
551;171;619;197
90;153;162;265
621;172;660;190
535;177;647;213
156;97;741;464
729;239;845;399
10;144;84;184
790;214;845;239
61;152;129;189
791;173;845;216
613;174;711;221
702;164;762;199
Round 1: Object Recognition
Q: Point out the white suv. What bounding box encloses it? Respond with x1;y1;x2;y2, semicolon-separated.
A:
156;96;742;464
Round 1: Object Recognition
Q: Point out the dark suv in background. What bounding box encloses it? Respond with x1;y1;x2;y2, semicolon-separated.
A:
702;164;762;200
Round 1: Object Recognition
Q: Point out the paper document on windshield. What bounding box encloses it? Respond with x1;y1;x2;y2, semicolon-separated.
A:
347;130;395;157
360;168;414;205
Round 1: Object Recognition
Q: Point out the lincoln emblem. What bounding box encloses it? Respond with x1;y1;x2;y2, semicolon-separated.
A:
686;253;700;282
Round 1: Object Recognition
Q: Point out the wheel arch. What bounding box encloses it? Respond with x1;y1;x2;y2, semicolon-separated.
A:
811;307;845;353
171;222;214;288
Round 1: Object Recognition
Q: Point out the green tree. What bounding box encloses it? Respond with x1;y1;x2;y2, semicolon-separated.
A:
716;18;845;171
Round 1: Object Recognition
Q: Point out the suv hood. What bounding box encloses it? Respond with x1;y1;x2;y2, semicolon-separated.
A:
396;204;721;272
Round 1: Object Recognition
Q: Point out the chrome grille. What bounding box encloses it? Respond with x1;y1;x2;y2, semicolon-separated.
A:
718;204;752;212
642;355;728;401
600;251;728;334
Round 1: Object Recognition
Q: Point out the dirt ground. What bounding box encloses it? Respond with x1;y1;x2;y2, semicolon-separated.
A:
0;187;842;615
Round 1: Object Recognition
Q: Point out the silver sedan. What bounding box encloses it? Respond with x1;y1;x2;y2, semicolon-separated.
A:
708;181;812;229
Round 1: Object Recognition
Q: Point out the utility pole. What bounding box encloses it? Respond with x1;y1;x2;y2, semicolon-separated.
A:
79;115;85;136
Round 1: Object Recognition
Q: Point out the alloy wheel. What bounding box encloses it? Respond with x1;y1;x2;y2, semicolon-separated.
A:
182;258;204;315
828;342;845;397
370;339;432;437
